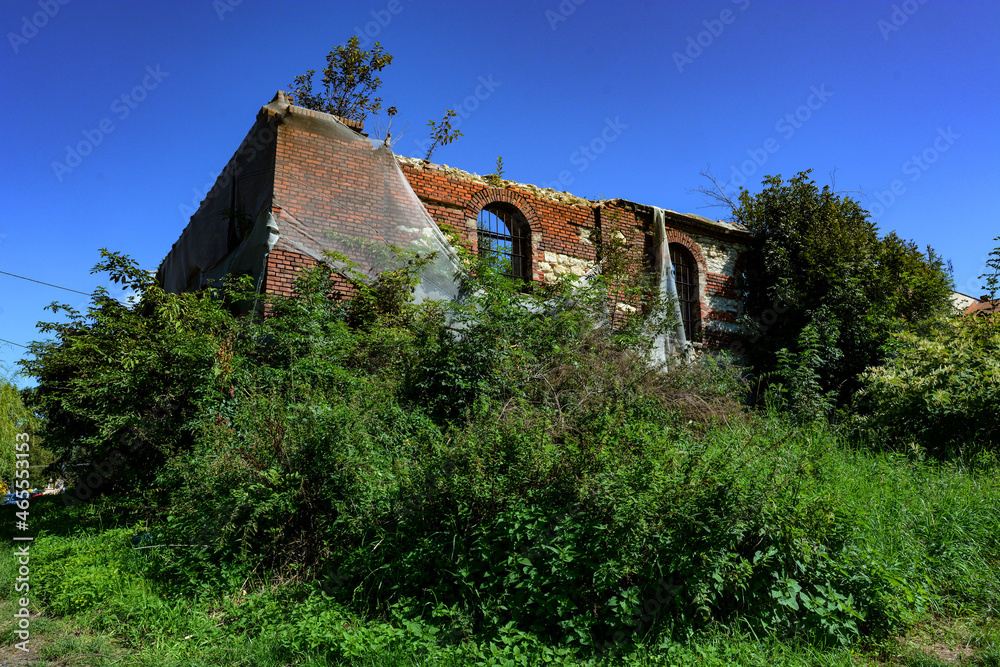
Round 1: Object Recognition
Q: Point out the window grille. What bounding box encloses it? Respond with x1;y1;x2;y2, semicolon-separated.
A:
477;205;530;279
670;245;699;339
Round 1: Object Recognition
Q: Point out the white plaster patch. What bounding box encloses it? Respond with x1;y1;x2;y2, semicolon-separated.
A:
688;232;743;275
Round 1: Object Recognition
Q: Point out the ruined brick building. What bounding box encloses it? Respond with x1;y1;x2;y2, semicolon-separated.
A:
158;92;749;349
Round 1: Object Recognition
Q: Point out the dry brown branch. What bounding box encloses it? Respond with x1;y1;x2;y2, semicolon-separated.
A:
687;166;739;219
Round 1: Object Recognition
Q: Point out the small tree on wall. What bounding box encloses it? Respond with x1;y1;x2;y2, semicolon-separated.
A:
424;109;463;161
288;36;396;123
289;38;463;156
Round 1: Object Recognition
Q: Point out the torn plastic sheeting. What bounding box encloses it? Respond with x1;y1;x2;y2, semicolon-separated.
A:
260;95;464;304
651;206;689;363
203;208;280;299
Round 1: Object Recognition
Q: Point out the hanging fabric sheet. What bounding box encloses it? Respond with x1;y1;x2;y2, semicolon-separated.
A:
651;207;688;364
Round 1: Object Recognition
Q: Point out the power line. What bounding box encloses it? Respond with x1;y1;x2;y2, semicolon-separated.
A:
0;337;27;348
0;269;91;296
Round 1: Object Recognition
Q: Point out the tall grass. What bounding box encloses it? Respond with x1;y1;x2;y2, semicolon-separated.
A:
824;448;1000;617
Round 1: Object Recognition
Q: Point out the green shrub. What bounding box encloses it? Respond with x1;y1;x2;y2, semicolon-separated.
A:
0;373;46;491
854;314;1000;456
764;322;839;424
21;251;248;493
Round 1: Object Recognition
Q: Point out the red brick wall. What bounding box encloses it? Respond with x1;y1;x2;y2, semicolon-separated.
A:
272;120;431;260
261;245;354;317
262;246;317;300
262;118;745;350
400;162;596;282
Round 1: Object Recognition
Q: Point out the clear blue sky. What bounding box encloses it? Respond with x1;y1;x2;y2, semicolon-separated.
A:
2;0;998;382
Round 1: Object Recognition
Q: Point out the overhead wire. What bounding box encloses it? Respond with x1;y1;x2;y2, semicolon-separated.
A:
0;269;91;296
0;269;93;351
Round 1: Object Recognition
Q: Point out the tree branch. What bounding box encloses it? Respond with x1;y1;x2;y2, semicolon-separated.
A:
687;166;739;220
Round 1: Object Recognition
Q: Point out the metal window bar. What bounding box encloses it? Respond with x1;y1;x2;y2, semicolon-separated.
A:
477;207;527;279
670;246;697;339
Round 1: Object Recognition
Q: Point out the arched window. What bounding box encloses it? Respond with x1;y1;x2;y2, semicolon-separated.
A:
670;244;699;340
477;203;530;280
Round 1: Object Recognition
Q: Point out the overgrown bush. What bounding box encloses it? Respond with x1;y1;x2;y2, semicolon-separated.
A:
854;314;1000;457
761;321;843;424
136;256;879;648
18;242;997;658
20;250;247;493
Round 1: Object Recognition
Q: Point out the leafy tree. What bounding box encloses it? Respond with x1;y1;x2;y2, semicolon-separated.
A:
19;250;244;494
288;38;464;156
288;36;396;123
0;373;44;491
733;171;952;411
876;232;953;324
982;235;1000;305
856;313;999;456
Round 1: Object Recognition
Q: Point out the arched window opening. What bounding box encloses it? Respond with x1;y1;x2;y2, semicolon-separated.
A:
477;204;530;280
670;244;699;340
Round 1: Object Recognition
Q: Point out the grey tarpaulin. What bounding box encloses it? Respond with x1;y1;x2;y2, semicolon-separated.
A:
157;107;278;294
157;91;464;304
651;206;689;363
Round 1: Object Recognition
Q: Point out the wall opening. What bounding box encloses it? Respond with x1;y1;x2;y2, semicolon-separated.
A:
670;244;700;340
477;203;530;280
